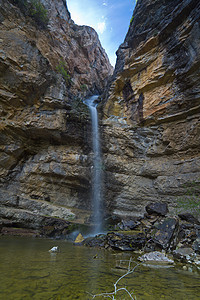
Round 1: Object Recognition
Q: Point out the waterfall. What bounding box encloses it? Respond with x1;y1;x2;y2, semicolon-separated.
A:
84;95;103;234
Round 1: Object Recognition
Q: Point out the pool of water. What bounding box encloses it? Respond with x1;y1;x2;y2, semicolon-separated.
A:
0;236;199;299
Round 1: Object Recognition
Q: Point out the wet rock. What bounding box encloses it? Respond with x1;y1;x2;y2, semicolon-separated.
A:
0;196;75;238
146;202;168;216
83;234;107;248
115;219;139;231
1;227;39;237
104;215;122;230
192;238;200;254
138;251;174;264
141;219;153;229
151;218;179;250
177;224;197;247
107;232;146;251
144;214;160;223
178;213;200;225
173;247;195;263
41;217;70;238
49;246;59;253
173;247;200;268
83;231;146;251
74;233;84;244
0;218;15;228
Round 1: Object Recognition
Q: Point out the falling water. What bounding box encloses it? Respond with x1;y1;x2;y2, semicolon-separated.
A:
84;95;103;234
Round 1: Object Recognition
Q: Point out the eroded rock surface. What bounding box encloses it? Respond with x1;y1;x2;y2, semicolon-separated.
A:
102;0;200;219
0;0;112;232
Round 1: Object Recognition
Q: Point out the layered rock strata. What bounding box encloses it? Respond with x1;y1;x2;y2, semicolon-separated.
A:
0;0;112;232
102;0;200;218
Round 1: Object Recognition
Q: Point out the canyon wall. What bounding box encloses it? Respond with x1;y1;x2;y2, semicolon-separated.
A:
102;0;200;218
0;0;112;231
0;0;199;234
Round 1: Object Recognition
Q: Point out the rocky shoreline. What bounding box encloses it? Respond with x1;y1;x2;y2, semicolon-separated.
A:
1;201;200;269
80;202;200;269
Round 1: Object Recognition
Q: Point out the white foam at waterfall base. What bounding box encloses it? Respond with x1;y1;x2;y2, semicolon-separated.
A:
84;95;103;234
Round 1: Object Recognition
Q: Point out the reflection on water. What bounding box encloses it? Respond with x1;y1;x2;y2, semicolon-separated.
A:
0;236;200;299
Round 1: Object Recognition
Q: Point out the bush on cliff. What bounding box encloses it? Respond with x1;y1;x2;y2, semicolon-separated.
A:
11;0;48;28
56;60;72;87
28;0;48;27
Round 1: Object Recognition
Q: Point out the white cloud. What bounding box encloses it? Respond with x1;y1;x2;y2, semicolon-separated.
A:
103;1;108;6
97;22;106;34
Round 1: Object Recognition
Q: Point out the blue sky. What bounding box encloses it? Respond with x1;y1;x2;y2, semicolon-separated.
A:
67;0;136;66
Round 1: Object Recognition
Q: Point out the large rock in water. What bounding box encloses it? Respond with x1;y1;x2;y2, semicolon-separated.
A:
102;0;200;219
138;251;174;264
0;0;112;232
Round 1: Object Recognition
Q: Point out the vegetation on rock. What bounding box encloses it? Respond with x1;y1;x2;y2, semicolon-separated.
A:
11;0;48;28
176;182;200;218
56;60;72;86
129;14;134;25
80;84;88;92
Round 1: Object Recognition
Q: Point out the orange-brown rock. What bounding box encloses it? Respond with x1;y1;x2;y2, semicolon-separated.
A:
102;0;200;218
0;0;112;232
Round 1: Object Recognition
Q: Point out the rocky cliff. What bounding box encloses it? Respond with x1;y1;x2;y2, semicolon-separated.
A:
0;0;199;236
0;0;112;234
102;0;200;218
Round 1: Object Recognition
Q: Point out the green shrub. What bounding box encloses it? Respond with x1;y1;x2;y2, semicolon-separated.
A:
56;60;72;86
80;84;88;91
29;0;48;27
11;0;48;28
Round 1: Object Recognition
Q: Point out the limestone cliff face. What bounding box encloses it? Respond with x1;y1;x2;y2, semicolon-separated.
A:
0;0;112;230
103;0;200;218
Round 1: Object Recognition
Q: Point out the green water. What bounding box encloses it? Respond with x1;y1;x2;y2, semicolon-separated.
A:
0;236;199;299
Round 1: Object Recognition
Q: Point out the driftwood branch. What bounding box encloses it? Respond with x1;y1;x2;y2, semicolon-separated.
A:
88;258;140;299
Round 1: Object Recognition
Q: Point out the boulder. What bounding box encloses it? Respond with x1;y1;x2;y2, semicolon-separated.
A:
138;251;174;264
173;247;194;262
107;232;146;251
83;232;146;251
146;202;168;216
104;215;122;229
83;234;107;248
115;219;139;231
176;222;198;248
178;213;200;225
74;233;84;244
41;217;70;237
151;218;179;250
